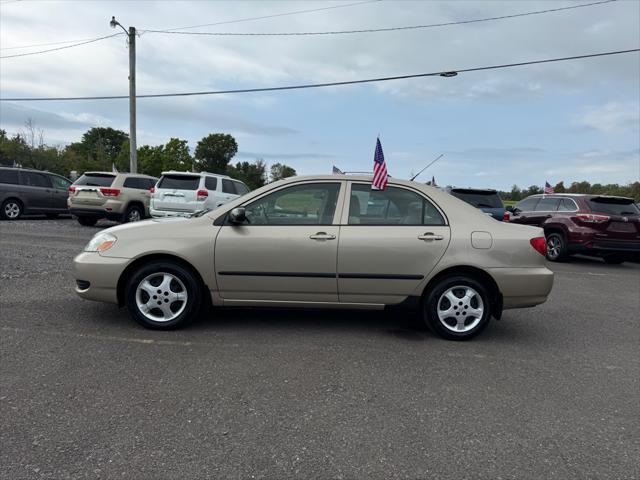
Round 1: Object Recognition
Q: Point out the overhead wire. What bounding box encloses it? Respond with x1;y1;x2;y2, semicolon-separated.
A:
2;48;637;102
0;33;123;59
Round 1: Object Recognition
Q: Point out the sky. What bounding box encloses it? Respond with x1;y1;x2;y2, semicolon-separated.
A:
0;0;639;190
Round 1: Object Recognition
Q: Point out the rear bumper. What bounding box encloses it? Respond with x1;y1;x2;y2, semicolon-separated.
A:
149;207;196;218
487;266;554;310
69;208;122;221
569;240;640;258
74;251;130;304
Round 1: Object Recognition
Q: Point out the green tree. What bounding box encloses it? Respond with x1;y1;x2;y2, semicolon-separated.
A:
526;185;543;196
137;144;164;177
69;127;128;171
509;184;522;201
270;162;297;182
194;133;237;174
553;181;566;193
162;138;193;173
228;159;267;190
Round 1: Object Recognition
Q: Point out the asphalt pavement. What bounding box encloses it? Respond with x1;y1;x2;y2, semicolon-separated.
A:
1;217;638;479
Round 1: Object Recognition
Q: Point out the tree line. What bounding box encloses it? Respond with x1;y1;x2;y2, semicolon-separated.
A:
0;123;296;190
500;181;639;202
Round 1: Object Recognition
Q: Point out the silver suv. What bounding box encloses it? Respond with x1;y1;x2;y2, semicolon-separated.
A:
150;171;249;218
68;172;158;226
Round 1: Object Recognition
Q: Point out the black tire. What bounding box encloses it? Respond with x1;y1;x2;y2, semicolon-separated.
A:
1;198;23;220
545;232;568;262
45;213;59;219
123;204;144;223
423;275;491;341
124;260;203;330
77;216;98;226
603;255;625;265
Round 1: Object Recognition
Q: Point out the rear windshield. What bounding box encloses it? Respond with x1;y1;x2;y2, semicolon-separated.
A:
588;198;639;216
450;190;502;208
74;174;115;187
158;175;200;190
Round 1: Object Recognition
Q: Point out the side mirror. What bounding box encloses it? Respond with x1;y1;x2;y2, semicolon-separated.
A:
506;205;514;212
228;207;247;224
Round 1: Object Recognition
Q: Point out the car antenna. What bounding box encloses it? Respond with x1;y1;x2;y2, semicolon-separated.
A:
410;154;444;182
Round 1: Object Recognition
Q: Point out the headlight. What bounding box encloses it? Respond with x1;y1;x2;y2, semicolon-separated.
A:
84;232;117;253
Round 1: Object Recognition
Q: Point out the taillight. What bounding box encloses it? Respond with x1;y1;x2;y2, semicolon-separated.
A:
68;186;76;193
502;211;510;222
530;237;547;257
574;213;609;224
197;189;208;200
149;187;155;194
100;188;120;197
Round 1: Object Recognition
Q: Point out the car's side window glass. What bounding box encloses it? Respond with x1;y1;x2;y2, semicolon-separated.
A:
244;183;340;225
205;177;218;191
348;184;445;226
0;169;19;184
146;179;157;190
50;175;71;190
234;181;249;195
222;179;235;194
22;172;52;188
534;197;560;211
557;198;575;212
516;197;539;212
123;177;142;189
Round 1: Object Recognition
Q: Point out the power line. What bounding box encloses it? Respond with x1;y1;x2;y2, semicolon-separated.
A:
151;0;382;32
1;36;113;51
2;48;637;102
143;0;618;37
0;33;123;59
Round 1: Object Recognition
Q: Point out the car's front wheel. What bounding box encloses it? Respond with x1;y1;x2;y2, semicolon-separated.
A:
125;260;202;329
423;275;491;340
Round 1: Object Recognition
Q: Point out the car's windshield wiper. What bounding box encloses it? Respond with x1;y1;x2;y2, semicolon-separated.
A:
192;208;213;218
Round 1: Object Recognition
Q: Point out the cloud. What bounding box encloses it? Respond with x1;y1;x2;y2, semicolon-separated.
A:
576;102;640;133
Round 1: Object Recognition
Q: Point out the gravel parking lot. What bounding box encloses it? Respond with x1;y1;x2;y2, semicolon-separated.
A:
1;217;638;479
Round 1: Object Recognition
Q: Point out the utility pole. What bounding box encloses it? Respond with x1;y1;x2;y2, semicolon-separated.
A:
110;17;137;173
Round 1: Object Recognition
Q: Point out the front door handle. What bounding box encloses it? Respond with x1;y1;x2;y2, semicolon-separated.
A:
310;232;336;240
418;232;444;241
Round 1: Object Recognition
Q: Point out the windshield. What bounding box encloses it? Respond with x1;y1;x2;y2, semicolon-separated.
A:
158;175;200;190
74;174;115;187
588;198;639;216
450;190;503;209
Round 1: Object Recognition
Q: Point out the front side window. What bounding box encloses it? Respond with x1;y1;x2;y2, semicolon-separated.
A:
243;183;340;225
50;175;71;190
348;184;445;225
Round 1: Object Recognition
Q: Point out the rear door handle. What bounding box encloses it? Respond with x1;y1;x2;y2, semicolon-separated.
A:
309;232;336;240
418;232;444;241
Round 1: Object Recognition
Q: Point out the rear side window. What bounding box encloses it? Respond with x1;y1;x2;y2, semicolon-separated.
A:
588;198;640;215
75;174;115;187
204;177;218;191
450;190;502;208
123;177;142;189
21;171;52;188
534;197;560;211
222;179;235;194
233;181;249;195
516;197;539;211
142;178;157;190
158;175;200;190
557;198;577;212
0;169;19;185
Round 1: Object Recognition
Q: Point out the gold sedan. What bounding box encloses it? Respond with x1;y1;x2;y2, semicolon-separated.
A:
74;175;553;340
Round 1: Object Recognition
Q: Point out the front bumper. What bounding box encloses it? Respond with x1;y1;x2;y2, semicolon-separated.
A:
74;251;130;304
487;266;554;309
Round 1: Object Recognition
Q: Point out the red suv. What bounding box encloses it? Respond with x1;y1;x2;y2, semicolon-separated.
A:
507;194;640;264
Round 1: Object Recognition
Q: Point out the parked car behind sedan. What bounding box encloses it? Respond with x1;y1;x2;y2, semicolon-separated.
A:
68;172;158;226
74;175;553;340
150;171;249;218
0;166;71;220
508;193;640;263
445;187;507;221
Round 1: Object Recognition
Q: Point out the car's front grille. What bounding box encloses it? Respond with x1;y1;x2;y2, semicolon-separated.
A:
76;280;90;290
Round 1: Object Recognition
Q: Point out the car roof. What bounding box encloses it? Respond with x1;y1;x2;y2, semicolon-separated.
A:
448;187;499;194
84;171;157;179
160;170;231;178
527;193;634;201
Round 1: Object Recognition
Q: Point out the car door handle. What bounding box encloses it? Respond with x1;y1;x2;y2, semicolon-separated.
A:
418;232;444;241
309;232;336;240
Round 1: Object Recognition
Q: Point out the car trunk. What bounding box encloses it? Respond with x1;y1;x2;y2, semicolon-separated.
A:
70;173;116;207
152;174;200;213
583;197;640;242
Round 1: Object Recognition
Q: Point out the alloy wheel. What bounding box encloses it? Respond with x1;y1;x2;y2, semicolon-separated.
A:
547;235;561;260
436;286;484;333
128;209;142;222
4;202;20;219
135;272;188;322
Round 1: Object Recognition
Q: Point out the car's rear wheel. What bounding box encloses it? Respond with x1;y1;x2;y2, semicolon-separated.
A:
77;216;98;227
423;275;491;340
1;199;23;220
125;260;202;330
545;232;568;262
603;255;625;264
123;205;143;223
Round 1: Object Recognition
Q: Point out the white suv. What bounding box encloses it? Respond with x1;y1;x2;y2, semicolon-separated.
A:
150;171;250;218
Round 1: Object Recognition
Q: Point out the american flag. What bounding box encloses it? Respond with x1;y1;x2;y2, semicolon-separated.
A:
372;137;388;190
332;165;343;174
544;181;554;194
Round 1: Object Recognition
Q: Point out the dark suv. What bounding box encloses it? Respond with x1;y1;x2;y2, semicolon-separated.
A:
446;187;507;221
0;166;72;220
508;194;640;263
